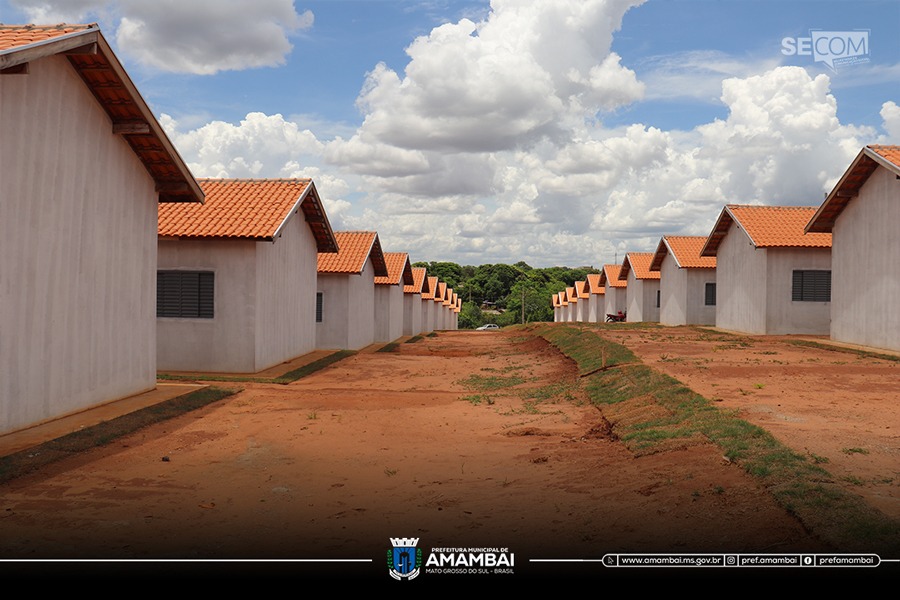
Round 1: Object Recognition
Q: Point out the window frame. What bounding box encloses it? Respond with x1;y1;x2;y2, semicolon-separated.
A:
704;282;716;306
157;270;215;319
791;270;831;302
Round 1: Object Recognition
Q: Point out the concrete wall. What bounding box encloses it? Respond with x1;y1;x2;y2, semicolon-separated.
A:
375;284;404;342
316;261;376;350
588;295;601;323
603;287;626;318
685;268;717;326
421;299;434;333
830;167;900;350
765;247;831;335
157;240;256;372
660;256;716;326
626;274;660;323
1;55;158;434
715;222;767;334
254;212;319;370
659;254;687;326
403;292;424;336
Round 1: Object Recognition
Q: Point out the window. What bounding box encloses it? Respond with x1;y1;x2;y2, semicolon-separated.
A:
705;283;716;306
316;292;324;323
157;271;214;318
656;289;660;308
792;270;830;302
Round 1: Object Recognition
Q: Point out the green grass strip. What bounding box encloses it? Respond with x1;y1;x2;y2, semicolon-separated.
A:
377;342;401;353
533;323;900;553
0;386;239;485
157;350;356;384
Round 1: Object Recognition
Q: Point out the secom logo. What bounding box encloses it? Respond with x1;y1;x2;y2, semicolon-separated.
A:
781;30;870;72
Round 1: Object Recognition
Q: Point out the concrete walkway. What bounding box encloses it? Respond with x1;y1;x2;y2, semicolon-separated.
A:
0;383;206;458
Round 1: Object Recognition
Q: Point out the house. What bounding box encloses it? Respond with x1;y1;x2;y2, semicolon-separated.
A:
650;236;717;326
434;282;449;329
619;252;661;323
805;145;900;351
599;265;627;319
564;287;578;322
554;291;568;322
423;276;439;333
701;205;832;335
317;231;388;350
403;267;431;336
157;179;337;373
574;280;590;322
0;24;203;435
585;274;605;323
374;252;414;343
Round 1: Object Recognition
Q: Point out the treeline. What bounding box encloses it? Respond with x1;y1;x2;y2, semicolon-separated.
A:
412;261;600;329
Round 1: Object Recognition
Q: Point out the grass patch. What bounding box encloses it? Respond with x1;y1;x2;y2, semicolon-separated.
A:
532;323;900;553
0;387;239;485
377;342;401;353
157;350;356;385
842;447;870;455
405;335;424;344
456;374;526;392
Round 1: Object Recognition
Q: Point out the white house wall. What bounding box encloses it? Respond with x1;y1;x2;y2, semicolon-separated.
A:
403;293;424;336
157;239;257;372
421;299;434;333
659;255;687;325
253;212;319;370
316;261;376;350
375;284;404;342
1;55;158;434
625;275;660;323
603;288;626;318
830;167;900;350
765;247;831;335
715;222;767;334
685;268;717;326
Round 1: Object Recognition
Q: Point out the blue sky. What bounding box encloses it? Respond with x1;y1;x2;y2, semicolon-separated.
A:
2;0;898;267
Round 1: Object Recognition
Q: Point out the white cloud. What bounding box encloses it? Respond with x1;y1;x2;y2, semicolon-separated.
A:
11;0;311;74
881;101;900;141
150;2;881;268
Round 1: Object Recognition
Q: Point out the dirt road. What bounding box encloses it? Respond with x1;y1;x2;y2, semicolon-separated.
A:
1;328;886;580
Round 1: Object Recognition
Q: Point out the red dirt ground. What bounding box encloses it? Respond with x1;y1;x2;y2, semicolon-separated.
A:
598;326;900;521
0;328;894;581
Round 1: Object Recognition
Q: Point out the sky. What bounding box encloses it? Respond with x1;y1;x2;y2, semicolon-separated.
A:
2;0;898;268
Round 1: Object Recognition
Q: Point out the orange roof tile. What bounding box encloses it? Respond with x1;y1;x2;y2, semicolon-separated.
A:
434;282;448;303
585;273;605;295
1;24;201;204
619;252;660;281
375;252;414;286
443;287;454;306
702;205;831;256
404;267;429;295
565;287;578;303
807;145;900;233
552;294;560;308
599;264;626;288
159;179;337;250
422;276;438;300
557;291;568;306
318;231;388;276
574;280;590;299
0;24;94;50
650;236;717;271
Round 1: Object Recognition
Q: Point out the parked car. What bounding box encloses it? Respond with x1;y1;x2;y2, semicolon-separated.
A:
476;324;500;330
